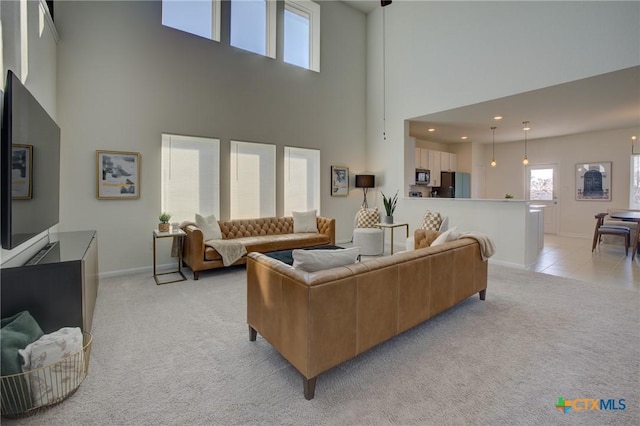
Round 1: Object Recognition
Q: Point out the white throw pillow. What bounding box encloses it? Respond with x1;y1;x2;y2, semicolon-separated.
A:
293;210;318;233
430;226;459;247
196;213;223;240
292;247;360;272
19;327;84;408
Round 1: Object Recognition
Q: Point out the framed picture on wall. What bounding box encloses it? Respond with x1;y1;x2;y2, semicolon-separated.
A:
11;144;33;200
331;165;349;196
575;161;611;201
96;150;141;199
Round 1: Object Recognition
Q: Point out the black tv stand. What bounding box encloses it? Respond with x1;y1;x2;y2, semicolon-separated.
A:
0;231;98;333
24;241;58;266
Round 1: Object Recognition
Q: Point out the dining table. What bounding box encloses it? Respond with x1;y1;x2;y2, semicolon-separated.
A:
609;211;640;260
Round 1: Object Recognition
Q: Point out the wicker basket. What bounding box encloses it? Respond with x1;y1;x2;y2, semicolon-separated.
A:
1;331;93;418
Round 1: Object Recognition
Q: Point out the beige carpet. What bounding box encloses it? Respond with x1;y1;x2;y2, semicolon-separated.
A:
5;264;639;425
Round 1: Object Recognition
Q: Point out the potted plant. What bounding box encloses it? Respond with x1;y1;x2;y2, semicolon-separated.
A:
381;190;398;224
158;212;172;232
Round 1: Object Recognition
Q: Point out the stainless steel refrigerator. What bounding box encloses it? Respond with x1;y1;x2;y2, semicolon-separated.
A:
440;172;470;198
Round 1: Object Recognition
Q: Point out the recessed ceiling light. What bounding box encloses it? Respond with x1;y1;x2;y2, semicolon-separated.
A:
428;128;435;132
494;116;503;120
461;136;468;140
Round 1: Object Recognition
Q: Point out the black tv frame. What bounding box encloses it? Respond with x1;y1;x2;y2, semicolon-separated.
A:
1;70;61;251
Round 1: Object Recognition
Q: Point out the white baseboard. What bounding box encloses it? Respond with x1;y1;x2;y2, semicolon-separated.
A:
99;263;180;279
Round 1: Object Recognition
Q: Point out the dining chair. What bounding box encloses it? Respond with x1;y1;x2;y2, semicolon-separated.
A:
592;213;630;256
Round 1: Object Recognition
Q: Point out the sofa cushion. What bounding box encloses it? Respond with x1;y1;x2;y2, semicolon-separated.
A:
292;247;360;272
431;227;459;246
356;208;379;228
196;213;222;241
421;210;442;231
293;210;318;233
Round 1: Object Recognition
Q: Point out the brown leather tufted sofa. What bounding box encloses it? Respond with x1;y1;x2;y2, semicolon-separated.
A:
183;216;335;279
246;236;488;399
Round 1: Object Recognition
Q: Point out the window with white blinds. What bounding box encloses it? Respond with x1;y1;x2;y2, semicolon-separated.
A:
161;134;220;223
284;146;320;216
230;140;276;219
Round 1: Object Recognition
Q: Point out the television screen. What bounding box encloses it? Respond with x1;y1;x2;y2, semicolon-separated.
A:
1;70;60;250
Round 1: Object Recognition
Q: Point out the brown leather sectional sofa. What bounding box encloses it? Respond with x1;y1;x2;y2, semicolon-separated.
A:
246;236;488;399
183;216;335;279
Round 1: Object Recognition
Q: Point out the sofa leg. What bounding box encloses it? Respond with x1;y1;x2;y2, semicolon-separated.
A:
249;326;257;342
303;377;317;400
193;271;199;280
479;289;486;300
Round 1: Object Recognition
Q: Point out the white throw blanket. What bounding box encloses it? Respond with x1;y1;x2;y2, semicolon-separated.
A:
205;239;247;266
459;231;496;261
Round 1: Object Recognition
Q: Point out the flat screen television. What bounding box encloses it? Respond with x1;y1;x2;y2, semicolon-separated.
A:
1;70;60;250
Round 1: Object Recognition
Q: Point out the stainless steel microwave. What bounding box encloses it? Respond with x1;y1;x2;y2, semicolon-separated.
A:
415;169;431;185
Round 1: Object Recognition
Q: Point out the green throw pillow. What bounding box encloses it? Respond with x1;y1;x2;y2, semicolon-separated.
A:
1;311;44;415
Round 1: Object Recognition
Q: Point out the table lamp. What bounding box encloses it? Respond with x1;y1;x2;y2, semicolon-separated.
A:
355;174;375;208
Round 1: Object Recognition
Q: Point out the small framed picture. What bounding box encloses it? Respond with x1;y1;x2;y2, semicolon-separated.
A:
12;144;33;199
96;150;141;199
331;165;349;196
575;161;611;201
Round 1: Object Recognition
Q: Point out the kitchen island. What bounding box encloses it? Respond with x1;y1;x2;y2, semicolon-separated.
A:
397;197;540;268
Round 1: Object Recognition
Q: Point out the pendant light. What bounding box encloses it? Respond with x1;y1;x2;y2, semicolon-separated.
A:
522;121;530;165
490;126;497;167
381;1;392;140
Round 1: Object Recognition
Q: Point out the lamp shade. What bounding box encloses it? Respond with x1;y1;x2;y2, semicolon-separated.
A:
355;174;375;188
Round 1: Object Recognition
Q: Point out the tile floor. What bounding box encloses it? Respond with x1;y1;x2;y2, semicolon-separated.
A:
527;234;639;289
348;234;640;290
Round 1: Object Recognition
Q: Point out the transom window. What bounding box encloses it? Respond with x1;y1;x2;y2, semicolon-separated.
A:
162;0;221;42
230;0;276;58
284;0;320;72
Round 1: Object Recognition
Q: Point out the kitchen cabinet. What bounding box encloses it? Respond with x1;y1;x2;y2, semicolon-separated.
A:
413;148;457;187
428;150;441;187
415;147;429;169
440;152;457;172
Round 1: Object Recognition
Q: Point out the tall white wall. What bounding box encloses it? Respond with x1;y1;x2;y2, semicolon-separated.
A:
366;1;640;228
56;1;367;274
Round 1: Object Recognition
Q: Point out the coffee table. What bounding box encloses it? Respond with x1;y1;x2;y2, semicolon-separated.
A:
265;245;344;266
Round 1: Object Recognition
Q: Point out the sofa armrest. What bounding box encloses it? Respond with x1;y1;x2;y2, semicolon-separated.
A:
317;217;336;245
183;224;206;271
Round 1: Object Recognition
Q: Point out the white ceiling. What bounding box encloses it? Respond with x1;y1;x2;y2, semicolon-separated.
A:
409;66;640;144
343;0;379;14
